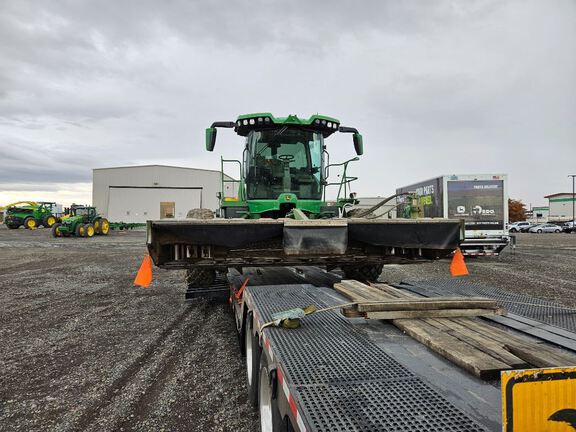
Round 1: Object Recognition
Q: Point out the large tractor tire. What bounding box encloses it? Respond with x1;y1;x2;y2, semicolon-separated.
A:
75;224;85;237
43;215;57;228
24;217;37;230
342;263;383;282
185;267;216;289
99;218;110;235
51;223;62;238
85;223;95;237
93;218;102;234
6;223;19;230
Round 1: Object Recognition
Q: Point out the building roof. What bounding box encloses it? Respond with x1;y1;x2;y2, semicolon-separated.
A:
93;164;222;174
544;193;575;198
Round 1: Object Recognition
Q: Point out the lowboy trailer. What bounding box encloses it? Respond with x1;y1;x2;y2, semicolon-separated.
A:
227;267;503;432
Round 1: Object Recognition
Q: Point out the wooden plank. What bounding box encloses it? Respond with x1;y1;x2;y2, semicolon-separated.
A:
372;283;418;298
424;318;530;369
393;318;512;379
366;308;504;320
357;298;498;312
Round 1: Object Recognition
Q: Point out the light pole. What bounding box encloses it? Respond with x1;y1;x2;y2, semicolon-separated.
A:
570;175;576;231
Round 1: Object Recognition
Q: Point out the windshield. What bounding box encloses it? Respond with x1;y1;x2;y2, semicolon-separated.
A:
245;128;323;200
75;208;90;216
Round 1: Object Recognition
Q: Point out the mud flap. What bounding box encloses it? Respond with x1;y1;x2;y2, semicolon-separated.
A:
283;220;347;255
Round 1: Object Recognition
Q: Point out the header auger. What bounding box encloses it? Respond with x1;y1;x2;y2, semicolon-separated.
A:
147;113;464;289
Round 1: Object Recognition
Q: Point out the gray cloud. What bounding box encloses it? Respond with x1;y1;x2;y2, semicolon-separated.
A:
0;0;575;206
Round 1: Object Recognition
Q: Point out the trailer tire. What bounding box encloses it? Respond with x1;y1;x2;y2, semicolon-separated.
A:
259;354;283;432
342;263;383;282
185;267;216;288
246;314;261;407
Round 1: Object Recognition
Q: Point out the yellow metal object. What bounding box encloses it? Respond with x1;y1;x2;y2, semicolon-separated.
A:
100;220;110;235
223;197;239;202
0;201;39;211
78;226;85;236
25;218;37;229
502;367;576;432
86;225;95;237
45;216;56;227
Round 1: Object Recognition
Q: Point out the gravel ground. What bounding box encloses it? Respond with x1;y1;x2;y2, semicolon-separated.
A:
0;226;258;432
1;227;575;431
381;233;576;308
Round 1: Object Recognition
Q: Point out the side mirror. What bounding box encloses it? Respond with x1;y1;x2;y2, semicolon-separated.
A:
353;133;364;156
205;128;217;152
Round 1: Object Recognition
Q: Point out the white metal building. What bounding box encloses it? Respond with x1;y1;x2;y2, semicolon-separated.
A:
544;193;576;221
92;165;234;223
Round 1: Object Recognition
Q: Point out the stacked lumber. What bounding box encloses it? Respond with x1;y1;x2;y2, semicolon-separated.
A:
334;280;576;379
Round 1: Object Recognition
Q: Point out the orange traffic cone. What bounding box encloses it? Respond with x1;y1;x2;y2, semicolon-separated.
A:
134;255;153;288
450;248;469;277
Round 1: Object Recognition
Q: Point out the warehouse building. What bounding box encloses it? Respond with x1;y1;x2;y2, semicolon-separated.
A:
544;193;576;221
92;165;235;223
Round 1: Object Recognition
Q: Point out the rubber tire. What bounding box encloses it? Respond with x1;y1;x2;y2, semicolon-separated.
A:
24;217;36;229
185;267;216;288
99;218;110;235
93;218;102;234
537;229;542;233
258;354;283;432
342;263;383;282
246;315;261;407
85;223;95;237
555;229;560;233
43;215;56;228
6;224;19;230
51;223;62;238
75;224;85;237
509;228;517;233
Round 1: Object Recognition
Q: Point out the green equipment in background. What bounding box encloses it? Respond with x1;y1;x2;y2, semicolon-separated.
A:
4;201;59;229
52;206;110;238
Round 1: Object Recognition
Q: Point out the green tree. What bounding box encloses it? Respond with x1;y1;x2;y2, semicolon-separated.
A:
508;198;527;222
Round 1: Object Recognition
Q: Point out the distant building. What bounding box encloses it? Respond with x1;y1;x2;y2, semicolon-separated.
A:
92;165;235;223
544;193;576;221
529;206;549;223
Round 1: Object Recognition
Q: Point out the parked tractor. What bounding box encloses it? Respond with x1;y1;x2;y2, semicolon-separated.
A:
52;206;110;238
147;113;464;288
3;201;59;229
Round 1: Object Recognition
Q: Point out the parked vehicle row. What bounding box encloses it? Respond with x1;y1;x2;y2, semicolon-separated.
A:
508;221;575;234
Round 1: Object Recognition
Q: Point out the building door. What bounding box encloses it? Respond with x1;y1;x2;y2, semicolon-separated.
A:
160;202;175;219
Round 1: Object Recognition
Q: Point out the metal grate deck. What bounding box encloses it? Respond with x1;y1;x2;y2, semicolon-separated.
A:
396;278;576;332
249;284;489;432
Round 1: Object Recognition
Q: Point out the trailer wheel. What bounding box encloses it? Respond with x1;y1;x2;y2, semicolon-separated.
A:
185;267;216;288
246;314;261;407
259;354;283;432
342;263;383;282
51;223;62;238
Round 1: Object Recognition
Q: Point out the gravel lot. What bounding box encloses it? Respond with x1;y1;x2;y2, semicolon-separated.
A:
1;227;575;431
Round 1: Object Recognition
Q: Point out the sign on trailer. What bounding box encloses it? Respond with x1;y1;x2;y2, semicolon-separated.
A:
502;367;576;431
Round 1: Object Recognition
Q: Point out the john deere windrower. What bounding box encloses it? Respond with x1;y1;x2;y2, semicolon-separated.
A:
147;113;464;288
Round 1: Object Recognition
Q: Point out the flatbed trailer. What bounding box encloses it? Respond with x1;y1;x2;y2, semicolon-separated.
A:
226;267;504;431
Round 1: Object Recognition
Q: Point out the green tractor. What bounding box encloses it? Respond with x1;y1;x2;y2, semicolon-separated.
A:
52;206;110;238
147;113;464;287
4;201;59;229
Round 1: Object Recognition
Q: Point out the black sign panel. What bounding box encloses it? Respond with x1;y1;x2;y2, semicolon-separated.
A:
447;180;504;230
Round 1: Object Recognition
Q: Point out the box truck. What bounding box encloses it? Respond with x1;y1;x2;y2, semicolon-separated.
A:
396;174;509;255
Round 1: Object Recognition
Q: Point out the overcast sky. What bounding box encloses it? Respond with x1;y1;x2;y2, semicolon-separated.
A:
0;0;575;207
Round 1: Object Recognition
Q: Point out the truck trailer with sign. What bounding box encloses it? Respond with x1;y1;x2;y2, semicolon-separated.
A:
396;174;510;256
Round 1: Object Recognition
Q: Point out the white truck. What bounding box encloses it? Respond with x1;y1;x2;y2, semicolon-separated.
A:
396;174;509;256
